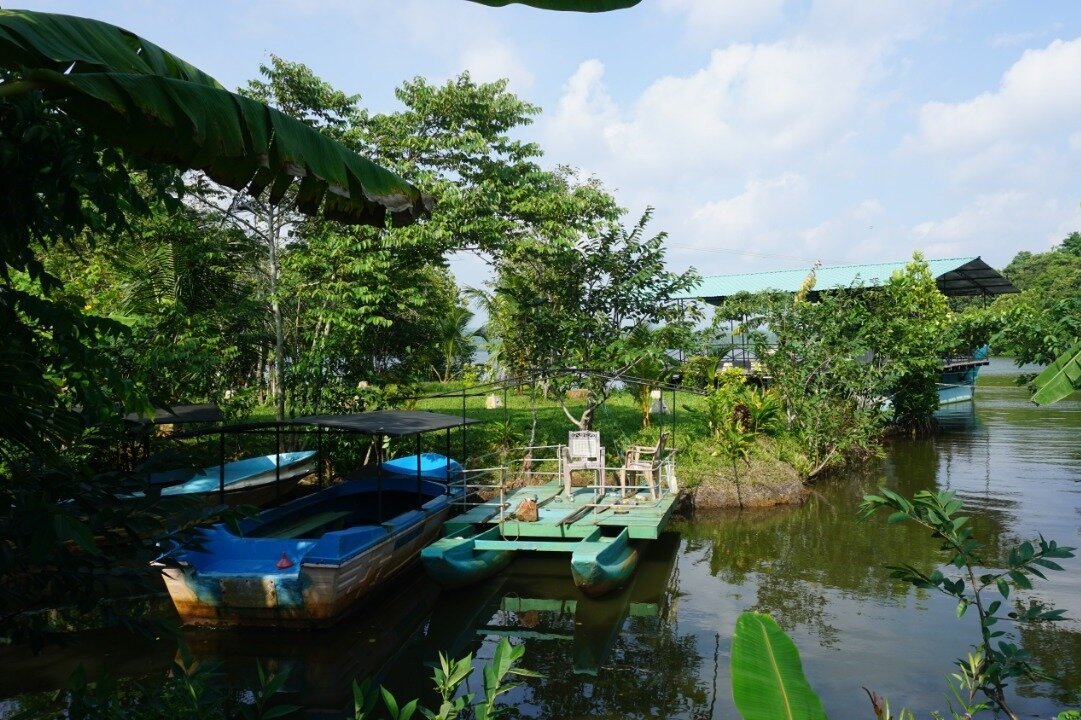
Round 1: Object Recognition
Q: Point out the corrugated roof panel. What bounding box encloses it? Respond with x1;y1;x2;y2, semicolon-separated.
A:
677;256;1017;302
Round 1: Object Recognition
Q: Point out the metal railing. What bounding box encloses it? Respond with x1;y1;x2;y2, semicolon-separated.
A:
448;444;678;518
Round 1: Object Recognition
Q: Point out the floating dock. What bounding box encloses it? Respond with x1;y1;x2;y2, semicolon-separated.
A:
422;444;679;597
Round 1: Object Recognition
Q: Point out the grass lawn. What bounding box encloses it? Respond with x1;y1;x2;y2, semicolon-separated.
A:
236;382;809;508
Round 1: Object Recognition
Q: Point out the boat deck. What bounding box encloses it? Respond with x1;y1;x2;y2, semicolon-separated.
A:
445;481;677;541
941;357;990;372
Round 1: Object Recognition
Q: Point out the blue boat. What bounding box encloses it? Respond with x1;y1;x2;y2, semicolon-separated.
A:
154;410;480;628
156;473;458;627
938;345;990;406
148;451;317;507
349;452;464;482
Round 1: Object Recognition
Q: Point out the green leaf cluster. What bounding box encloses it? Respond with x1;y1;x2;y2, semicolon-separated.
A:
945;233;1081;375
353;637;540;720
713;253;951;477
860;488;1076;716
490;207;700;430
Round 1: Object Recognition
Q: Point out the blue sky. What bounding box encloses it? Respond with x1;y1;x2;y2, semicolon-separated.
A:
18;1;1081;287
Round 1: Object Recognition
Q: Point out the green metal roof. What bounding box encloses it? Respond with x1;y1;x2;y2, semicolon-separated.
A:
677;256;1018;304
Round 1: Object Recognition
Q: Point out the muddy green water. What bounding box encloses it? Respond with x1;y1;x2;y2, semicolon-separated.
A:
3;358;1079;719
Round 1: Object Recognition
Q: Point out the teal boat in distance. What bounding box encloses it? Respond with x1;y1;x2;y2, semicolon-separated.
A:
937;345;990;405
422;433;679;597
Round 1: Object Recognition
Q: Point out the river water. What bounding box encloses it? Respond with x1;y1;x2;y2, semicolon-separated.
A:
3;358;1079;718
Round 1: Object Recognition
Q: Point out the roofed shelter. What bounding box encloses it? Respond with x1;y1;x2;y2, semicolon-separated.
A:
677;256;1018;305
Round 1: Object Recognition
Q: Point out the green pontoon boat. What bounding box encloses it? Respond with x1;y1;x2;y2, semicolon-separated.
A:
422;431;680;597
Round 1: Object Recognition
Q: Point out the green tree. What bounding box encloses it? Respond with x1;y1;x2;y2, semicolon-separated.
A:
717;286;890;478
958;234;1081;373
495;208;699;430
0;9;427;449
187;55;374;420
715;255;953;476
280;71;573;411
433;301;483;383
870;254;951;431
39;206;266;411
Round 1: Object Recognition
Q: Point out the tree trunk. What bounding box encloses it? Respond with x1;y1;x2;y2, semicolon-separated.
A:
267;204;285;421
256;343;267;404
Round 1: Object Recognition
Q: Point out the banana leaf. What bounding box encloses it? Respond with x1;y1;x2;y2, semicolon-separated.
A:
1031;340;1081;406
466;0;640;10
731;612;827;720
0;10;429;227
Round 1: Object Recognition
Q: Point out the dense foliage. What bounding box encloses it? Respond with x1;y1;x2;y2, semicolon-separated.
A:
2;13;695;648
945;233;1081;376
712;255;951;478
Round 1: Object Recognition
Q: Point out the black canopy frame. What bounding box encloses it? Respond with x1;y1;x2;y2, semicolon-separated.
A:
172;410;481;511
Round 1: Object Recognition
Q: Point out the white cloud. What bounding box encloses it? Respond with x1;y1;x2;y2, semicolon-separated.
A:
988;30;1038;48
459;40;535;93
678;174;809;261
659;0;787;41
805;0;951;45
907;37;1081;155
910;192;1081;263
544;40;878;186
799;199;887;260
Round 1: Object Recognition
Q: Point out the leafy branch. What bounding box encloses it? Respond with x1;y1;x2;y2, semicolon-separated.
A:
860;488;1075;718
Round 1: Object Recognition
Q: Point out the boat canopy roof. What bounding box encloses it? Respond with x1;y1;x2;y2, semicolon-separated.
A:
124;403;224;426
677;256;1018;305
291;410;482;437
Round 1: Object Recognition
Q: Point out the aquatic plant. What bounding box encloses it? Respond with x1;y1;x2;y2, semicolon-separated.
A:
353;637;540;720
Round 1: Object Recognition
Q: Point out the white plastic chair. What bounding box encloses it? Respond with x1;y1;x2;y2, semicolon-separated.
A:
619;431;668;500
560;431;605;495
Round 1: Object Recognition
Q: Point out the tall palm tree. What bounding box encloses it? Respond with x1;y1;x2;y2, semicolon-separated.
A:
434;304;484;383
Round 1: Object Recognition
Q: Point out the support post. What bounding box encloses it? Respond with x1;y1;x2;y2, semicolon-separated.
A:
445;427;451;496
317;425;324;488
376;434;383;522
672;383;677;454
275;422;282;499
416;433;423;506
218;429;226;505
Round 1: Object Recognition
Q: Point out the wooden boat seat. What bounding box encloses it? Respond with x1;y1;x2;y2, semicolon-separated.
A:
274;510;352;539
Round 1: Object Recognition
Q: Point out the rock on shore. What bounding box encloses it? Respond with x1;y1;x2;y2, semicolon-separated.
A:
682;454;809;510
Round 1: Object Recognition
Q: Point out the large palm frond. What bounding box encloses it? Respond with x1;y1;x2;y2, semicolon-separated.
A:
0;10;430;227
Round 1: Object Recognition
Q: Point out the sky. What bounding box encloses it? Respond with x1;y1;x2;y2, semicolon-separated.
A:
17;0;1081;289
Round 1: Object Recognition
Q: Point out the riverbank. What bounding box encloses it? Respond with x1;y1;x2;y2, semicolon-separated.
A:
411;386;815;511
684;457;809;509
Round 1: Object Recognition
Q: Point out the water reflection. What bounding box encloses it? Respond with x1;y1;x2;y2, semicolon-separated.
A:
183;572;442;715
180;533;705;719
376;532;717;720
